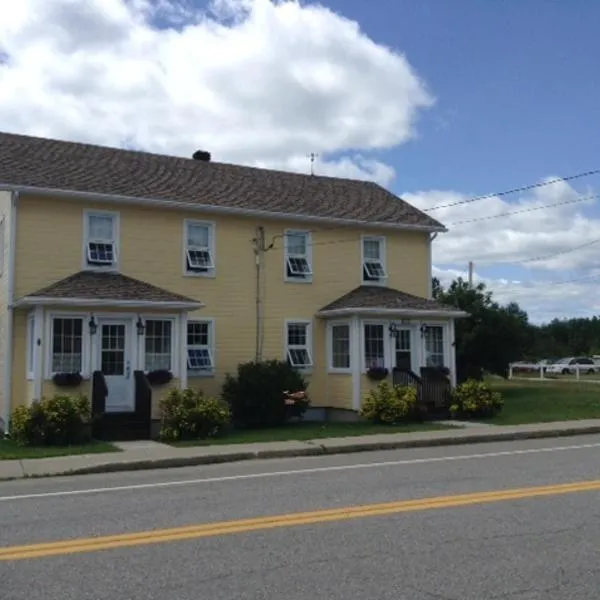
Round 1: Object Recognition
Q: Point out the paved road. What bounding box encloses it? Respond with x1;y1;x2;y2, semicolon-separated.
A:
3;434;600;599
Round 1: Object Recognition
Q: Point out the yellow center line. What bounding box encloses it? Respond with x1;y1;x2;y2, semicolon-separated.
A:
3;478;600;561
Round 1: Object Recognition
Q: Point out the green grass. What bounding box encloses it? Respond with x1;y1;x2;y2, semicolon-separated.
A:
0;439;120;460
170;421;456;447
489;378;600;425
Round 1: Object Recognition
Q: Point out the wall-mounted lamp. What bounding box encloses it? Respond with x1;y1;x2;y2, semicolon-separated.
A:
388;323;400;338
88;315;97;335
420;324;429;337
136;316;145;336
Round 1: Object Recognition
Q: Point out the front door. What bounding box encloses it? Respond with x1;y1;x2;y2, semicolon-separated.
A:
99;320;134;413
394;328;413;371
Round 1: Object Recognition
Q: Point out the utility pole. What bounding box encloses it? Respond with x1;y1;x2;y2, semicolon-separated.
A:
307;152;319;176
468;261;474;287
252;226;274;362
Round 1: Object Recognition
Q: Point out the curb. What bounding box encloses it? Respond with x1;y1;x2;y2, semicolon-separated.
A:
5;424;600;481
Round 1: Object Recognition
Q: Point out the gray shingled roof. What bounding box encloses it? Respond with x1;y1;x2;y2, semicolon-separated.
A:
318;285;461;314
0;131;444;229
23;271;200;305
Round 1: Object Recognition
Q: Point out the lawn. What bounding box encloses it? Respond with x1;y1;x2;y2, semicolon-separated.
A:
0;439;120;460
170;420;457;447
489;378;600;425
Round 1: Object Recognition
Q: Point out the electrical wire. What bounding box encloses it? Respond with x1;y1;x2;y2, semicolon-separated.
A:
422;168;600;212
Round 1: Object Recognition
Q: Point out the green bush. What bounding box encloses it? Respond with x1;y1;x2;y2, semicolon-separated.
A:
222;360;309;428
360;381;419;425
9;394;92;446
159;387;231;441
450;379;503;419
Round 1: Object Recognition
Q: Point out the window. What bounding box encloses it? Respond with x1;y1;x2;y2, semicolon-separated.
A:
364;323;385;369
362;236;387;283
85;212;118;268
284;230;312;281
425;325;444;367
184;220;215;275
145;319;173;371
187;320;214;372
330;323;350;370
27;313;35;378
51;317;83;373
286;321;313;369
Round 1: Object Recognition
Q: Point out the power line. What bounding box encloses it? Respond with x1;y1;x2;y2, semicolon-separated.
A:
510;236;600;265
422;167;600;212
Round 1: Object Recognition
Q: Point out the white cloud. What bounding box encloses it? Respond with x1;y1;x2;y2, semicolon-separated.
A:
0;0;433;185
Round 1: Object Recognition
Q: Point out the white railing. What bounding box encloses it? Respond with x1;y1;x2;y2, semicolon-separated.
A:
508;362;600;383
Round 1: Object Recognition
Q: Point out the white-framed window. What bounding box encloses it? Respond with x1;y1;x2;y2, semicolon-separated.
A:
144;319;173;371
425;325;445;367
328;322;351;371
84;211;119;269
362;235;387;284
285;320;313;369
187;320;214;373
50;317;84;374
184;220;215;276
284;230;312;282
363;323;385;369
26;313;35;379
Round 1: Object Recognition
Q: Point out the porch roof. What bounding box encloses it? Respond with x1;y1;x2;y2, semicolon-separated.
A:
317;285;467;318
15;271;203;310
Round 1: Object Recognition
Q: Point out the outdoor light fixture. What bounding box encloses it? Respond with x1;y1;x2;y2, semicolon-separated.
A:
136;316;145;335
388;323;400;338
420;324;429;336
88;315;97;335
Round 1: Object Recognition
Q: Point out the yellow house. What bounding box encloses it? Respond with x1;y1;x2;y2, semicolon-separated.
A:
0;132;465;439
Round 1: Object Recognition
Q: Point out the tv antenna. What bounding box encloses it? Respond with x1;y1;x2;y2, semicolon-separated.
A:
307;152;319;176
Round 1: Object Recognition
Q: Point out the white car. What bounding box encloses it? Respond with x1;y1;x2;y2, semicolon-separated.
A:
545;357;597;375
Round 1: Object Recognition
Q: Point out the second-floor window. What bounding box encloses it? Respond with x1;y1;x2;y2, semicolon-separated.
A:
362;236;387;284
185;220;215;276
85;211;118;269
284;230;312;282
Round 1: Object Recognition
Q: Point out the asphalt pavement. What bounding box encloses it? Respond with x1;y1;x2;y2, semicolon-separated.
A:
2;434;600;599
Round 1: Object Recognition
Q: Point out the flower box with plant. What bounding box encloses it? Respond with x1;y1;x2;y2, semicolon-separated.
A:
52;372;83;388
366;366;389;381
146;369;173;386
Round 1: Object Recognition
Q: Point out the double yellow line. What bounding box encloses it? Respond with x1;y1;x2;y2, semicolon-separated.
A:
3;478;600;561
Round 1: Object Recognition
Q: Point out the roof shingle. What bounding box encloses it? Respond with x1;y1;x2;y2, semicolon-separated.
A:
24;271;200;305
0;131;444;230
318;285;461;314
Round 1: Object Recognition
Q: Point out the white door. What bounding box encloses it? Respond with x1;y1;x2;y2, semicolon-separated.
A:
392;328;415;372
99;319;134;413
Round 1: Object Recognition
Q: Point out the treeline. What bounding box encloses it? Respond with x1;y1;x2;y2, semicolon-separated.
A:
433;277;600;379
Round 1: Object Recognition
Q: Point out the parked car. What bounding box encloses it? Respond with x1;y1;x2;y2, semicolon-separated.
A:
545;357;598;375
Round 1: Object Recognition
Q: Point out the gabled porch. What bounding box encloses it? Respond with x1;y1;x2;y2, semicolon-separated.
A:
317;285;467;415
15;271;203;440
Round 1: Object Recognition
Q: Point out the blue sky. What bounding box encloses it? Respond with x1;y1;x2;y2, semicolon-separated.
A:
2;0;600;321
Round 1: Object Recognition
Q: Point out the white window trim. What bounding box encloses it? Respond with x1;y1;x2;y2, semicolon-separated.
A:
361;234;387;285
187;318;215;377
82;209;120;271
45;313;90;379
327;320;352;373
283;229;313;283
284;319;313;370
26;312;35;380
183;219;216;278
141;315;179;374
361;320;390;373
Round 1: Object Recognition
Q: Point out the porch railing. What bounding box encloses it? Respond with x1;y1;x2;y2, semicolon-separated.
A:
392;367;452;415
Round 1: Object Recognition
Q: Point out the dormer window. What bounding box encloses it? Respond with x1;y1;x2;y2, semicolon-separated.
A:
284;230;312;282
362;236;387;284
84;211;118;269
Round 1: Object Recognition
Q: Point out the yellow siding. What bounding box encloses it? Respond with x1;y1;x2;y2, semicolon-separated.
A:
11;311;28;409
150;380;180;420
323;373;353;409
360;374;387;404
13;194;431;412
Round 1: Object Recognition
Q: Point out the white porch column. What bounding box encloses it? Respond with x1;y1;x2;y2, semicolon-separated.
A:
448;318;457;387
32;306;44;402
350;316;361;411
179;312;188;389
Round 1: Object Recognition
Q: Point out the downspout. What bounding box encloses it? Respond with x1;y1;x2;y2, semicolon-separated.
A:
428;232;438;299
2;191;18;435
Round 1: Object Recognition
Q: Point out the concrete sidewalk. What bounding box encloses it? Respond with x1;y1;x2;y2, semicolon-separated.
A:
3;419;600;481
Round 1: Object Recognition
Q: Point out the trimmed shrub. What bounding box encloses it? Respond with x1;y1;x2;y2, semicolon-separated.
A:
450;379;503;419
360;381;419;425
222;360;309;428
159;387;231;441
9;394;92;446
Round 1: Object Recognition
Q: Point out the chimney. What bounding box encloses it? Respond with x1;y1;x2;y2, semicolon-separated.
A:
192;150;211;162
